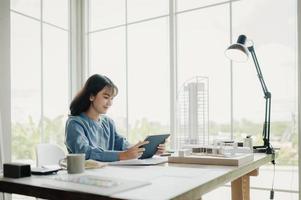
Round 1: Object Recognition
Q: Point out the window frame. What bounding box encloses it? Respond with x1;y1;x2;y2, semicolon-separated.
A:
9;0;72;163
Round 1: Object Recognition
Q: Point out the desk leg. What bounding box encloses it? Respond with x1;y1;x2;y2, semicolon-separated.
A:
231;169;259;200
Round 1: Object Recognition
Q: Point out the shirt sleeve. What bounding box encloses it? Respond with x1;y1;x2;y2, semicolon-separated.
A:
114;133;130;151
65;120;121;162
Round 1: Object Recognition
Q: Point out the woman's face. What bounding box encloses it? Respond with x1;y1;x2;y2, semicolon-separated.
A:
90;86;114;114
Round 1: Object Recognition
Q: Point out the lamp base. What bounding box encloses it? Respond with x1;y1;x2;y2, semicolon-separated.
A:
253;145;274;154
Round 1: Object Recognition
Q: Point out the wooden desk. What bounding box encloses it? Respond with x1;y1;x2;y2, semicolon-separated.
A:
0;154;273;200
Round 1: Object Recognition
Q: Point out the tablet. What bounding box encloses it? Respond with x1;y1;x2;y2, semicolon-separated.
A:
139;134;170;159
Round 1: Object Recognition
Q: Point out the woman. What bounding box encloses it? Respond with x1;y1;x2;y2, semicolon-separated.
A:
65;74;165;162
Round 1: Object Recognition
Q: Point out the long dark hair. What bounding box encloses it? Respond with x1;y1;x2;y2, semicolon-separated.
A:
70;74;118;116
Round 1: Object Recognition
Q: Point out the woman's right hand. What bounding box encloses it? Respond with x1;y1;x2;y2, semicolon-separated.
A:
119;140;149;160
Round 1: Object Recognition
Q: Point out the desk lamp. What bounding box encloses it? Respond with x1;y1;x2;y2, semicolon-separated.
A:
225;35;273;154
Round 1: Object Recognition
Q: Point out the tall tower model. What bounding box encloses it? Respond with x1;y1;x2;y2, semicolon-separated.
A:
177;77;209;148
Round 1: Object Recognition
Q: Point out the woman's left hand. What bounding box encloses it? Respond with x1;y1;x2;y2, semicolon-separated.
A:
156;143;166;155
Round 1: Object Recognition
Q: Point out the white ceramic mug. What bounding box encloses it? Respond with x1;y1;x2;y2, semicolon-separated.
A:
59;153;85;174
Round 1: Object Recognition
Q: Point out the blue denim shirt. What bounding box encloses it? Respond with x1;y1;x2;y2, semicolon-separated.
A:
65;113;129;162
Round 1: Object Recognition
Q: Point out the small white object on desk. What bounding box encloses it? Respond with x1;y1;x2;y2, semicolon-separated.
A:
178;149;191;157
244;135;253;150
231;147;252;154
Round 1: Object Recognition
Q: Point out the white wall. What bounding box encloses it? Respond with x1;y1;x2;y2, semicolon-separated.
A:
0;0;11;164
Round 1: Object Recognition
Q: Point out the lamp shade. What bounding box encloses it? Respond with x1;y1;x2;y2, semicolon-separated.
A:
225;35;249;62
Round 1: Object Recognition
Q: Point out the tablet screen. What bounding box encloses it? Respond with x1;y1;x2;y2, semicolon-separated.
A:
139;134;170;159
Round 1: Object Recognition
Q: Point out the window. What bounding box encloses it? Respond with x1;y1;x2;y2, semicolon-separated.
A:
87;0;170;143
176;3;231;147
177;0;226;12
232;0;298;197
87;0;298;199
10;0;69;164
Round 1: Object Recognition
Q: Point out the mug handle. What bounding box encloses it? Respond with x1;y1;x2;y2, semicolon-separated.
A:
58;158;67;169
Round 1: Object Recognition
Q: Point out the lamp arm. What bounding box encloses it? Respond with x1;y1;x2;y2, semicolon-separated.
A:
248;46;273;154
265;96;271;145
247;46;270;97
